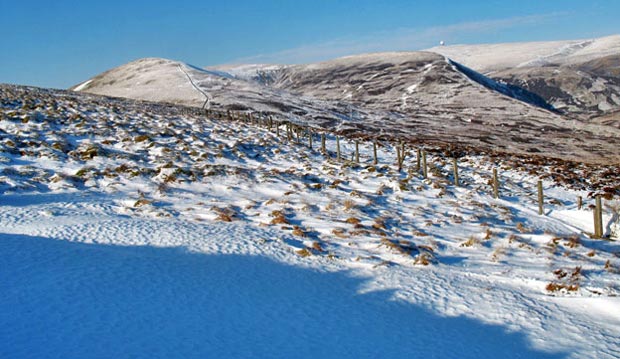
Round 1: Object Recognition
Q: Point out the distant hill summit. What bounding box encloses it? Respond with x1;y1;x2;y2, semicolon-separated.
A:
427;34;620;122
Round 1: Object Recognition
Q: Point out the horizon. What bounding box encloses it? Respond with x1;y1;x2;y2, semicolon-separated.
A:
1;0;619;89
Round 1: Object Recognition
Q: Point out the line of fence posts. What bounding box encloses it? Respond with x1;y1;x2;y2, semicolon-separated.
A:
214;110;612;240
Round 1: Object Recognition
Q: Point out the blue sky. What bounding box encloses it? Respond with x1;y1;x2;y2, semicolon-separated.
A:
1;0;618;89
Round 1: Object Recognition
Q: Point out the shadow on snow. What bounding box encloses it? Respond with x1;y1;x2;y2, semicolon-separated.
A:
0;233;567;359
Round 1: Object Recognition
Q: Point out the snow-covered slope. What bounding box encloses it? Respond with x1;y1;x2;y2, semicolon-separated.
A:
267;51;555;112
70;58;208;107
428;35;620;119
2;84;620;358
427;34;620;73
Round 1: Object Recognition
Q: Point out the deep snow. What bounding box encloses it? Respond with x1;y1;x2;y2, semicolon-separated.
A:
1;84;620;358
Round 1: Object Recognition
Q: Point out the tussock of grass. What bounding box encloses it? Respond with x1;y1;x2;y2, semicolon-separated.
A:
134;199;153;208
546;283;579;293
343;199;357;211
212;206;240;222
345;217;361;225
291;226;306;237
296;248;311;257
414;249;436;266
516;222;530;233
491;246;507;262
332;228;348;239
310;241;323;252
269;210;289;225
460;236;479;248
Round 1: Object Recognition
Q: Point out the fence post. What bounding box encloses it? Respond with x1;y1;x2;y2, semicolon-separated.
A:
276;122;280;137
336;136;341;162
416;149;421;172
321;134;326;154
355;141;360;164
373;142;378;165
308;129;313;149
453;158;459;187
422;151;427;179
493;168;499;199
594;195;604;238
577;196;582;210
400;143;405;169
396;145;402;172
538;180;544;215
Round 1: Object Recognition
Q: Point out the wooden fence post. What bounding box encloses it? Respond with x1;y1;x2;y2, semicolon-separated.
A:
400;143;405;169
396;145;402;172
594;195;604;238
355;141;360;164
577;196;582;210
538;180;544;215
336;136;341;162
493;168;499;199
276;122;280;136
321;134;326;154
422;151;427;179
416;149;421;172
453;158;459;187
373;142;378;165
308;129;313;149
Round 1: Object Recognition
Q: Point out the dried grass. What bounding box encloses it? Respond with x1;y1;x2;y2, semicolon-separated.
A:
516;222;530;233
345;217;361;225
296;248;311;257
343;199;357;211
269;210;289;225
292;226;306;237
332;228;348;239
460;236;479;247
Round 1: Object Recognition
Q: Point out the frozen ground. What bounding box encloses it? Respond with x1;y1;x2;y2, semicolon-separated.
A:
1;84;620;358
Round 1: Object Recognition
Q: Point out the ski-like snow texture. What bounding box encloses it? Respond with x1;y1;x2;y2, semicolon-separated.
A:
427;35;620;120
71;54;620;164
1;84;620;358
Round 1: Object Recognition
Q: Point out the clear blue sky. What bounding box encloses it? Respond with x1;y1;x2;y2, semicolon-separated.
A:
1;0;618;89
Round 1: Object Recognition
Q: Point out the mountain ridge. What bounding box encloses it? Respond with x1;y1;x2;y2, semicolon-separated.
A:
69;36;620;164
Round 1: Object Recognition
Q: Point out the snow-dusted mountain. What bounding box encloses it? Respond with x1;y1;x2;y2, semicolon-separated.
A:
428;34;620;121
71;50;620;164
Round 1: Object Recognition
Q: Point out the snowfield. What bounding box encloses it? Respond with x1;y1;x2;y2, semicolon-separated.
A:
1;84;620;358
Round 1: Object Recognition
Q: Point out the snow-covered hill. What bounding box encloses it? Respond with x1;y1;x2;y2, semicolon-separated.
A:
71;52;620;165
428;34;620;120
426;35;620;73
1;84;620;358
